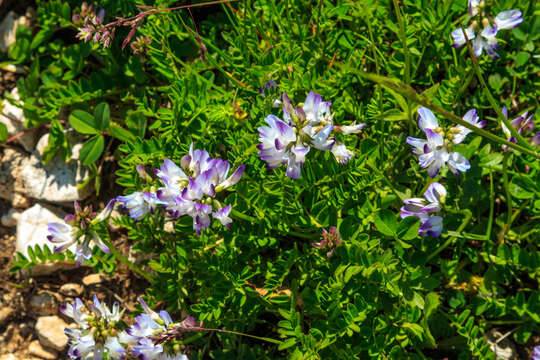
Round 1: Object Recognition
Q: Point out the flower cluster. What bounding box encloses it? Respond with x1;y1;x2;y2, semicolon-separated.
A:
62;296;125;359
258;91;365;178
62;296;191;360
117;143;245;234
451;0;523;58
400;182;446;237
131;35;152;58
407;107;485;178
501;106;539;149
47;199;115;264
312;226;342;257
73;2;114;49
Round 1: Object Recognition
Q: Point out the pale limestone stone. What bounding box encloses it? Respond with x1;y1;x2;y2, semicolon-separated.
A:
16;204;76;276
28;340;58;360
0;88;39;151
19;150;93;203
82;273;104;286
59;283;83;297
35;316;68;351
0;10;33;52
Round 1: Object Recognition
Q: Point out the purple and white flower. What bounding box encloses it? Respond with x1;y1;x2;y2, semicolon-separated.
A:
117;192;166;221
258;91;365;177
400;182;446;237
47;222;109;264
501;106;537;150
418;216;444;237
532;346;540;360
257;114;302;177
212;205;233;229
127;298;191;360
407;107;483;177
451;26;476;48
150;145;245;234
94;198;117;223
451;2;523;59
450;109;486;144
62;296;126;360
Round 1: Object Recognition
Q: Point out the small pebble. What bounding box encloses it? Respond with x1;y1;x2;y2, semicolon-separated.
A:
82;273;103;286
28;340;58;360
59;283;84;297
0;307;14;326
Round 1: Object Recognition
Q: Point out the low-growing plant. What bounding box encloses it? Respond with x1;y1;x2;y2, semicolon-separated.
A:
4;0;539;359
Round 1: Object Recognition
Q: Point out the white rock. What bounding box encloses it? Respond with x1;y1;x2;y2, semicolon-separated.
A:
35;132;84;160
0;88;39;151
11;193;30;208
35;316;68;351
19;138;93;203
1;208;20;227
15;203;76;276
0;64;26;74
28;340;58;360
82;273;104;286
59;283;83;297
0;11;32;52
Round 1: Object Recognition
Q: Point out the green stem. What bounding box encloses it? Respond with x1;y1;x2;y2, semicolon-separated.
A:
102;238;153;282
392;0;410;85
502;152;512;235
486;171;494;241
354;71;540;158
392;0;413;134
485;319;528;325
426;209;472;262
178;332;206;345
460;28;530;148
206;328;282;345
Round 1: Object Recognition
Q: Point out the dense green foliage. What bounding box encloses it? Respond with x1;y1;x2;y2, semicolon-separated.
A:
4;0;539;358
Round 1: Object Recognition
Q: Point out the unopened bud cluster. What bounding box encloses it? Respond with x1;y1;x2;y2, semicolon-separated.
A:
73;2;114;48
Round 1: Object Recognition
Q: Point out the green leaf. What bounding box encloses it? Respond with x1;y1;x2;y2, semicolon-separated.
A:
30;29;53;50
109;123;136;142
509;179;535;199
422;292;440;348
126;111;147;138
93;103;110;131
397;216;421;240
278;337;297;351
61;3;71;21
515;51;530;67
0;123;7;142
80;135;105;165
373;209;397;237
69;110;99;134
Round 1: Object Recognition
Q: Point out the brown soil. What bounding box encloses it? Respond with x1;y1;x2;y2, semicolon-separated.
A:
0;69;17;95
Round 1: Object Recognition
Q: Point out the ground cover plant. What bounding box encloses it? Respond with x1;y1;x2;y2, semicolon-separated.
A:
2;0;539;358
